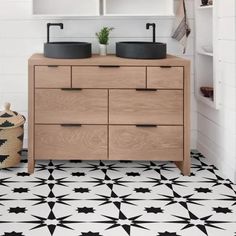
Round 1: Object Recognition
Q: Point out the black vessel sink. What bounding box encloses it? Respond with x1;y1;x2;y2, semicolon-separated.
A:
44;42;92;59
116;41;167;59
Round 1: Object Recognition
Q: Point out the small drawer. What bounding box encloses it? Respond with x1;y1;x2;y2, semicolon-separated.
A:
35;125;107;160
35;89;108;124
147;67;183;89
72;66;146;88
109;89;183;125
35;66;71;88
109;125;183;161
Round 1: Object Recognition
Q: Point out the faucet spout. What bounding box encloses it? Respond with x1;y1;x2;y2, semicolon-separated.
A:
146;23;156;43
47;23;64;43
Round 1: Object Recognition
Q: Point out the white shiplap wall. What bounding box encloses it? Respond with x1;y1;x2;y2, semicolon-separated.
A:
197;0;236;182
0;0;197;150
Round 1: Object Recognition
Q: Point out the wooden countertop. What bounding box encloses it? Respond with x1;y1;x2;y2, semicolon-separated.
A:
29;54;190;67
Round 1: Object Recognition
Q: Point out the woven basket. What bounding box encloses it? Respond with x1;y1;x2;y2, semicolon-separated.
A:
0;103;25;168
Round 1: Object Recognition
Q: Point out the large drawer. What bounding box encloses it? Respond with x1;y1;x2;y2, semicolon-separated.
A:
109;125;183;161
72;66;146;88
147;67;183;89
35;125;107;160
35;66;71;88
109;90;183;125
35;89;108;124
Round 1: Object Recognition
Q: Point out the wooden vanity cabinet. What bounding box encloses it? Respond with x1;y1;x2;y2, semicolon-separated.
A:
28;54;190;175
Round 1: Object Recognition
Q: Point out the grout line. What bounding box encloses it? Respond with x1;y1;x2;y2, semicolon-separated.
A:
107;89;109;159
145;67;147;88
71;66;73;87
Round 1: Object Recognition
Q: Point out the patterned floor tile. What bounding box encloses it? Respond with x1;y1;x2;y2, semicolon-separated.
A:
0;151;236;236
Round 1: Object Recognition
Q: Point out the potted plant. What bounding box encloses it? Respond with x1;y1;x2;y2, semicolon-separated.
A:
96;27;114;56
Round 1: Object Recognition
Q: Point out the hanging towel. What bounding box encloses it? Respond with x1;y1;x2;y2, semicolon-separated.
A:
172;0;191;53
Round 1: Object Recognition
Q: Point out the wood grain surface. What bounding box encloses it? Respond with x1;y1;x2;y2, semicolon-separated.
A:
109;89;183;125
72;66;145;88
147;67;183;89
35;89;108;124
35;125;108;160
109;125;183;160
35;66;71;88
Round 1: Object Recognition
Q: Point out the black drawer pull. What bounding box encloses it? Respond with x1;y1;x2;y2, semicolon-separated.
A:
136;124;158;128
61;124;82;127
48;65;59;68
160;66;172;68
99;65;120;68
61;88;82;91
136;88;158;92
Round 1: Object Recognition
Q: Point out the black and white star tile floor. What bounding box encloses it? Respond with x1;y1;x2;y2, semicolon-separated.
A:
0;151;236;236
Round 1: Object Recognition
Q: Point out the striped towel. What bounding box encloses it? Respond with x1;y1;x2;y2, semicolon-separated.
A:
172;0;191;53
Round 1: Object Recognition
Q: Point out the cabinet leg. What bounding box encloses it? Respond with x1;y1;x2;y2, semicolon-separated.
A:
28;158;35;174
175;159;191;176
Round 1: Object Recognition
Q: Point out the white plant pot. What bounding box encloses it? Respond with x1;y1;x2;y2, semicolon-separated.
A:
99;44;107;56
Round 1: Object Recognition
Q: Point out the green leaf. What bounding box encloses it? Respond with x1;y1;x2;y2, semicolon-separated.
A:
96;27;114;45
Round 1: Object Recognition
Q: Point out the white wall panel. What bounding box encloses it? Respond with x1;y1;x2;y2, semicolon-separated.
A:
218;0;236;17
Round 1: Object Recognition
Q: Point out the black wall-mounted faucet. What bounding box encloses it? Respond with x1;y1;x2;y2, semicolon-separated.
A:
47;23;64;43
146;23;156;43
